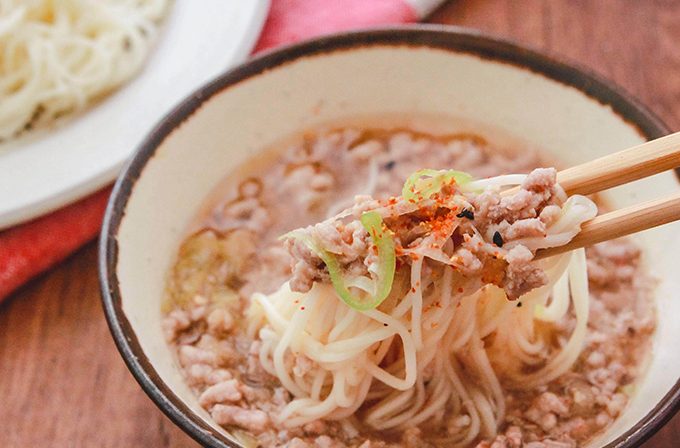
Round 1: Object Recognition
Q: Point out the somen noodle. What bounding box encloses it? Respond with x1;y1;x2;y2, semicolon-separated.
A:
245;168;597;443
0;0;169;140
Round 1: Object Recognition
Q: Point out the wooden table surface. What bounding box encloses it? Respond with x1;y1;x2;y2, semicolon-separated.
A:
2;1;679;446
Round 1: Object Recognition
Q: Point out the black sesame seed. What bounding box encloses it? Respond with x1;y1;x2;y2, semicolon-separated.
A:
456;209;474;220
383;160;396;171
493;231;504;247
517;302;523;307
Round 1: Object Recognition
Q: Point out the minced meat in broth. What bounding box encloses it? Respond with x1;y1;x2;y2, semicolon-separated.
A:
162;128;655;448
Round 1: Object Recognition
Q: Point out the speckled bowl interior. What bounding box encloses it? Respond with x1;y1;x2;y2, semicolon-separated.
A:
100;27;680;448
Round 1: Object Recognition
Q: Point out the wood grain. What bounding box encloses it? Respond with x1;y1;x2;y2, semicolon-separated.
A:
536;192;680;259
1;1;679;446
554;132;680;197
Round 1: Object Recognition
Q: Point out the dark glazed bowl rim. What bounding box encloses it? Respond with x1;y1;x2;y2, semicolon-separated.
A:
99;25;677;448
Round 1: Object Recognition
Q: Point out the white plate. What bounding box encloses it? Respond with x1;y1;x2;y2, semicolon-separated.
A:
0;0;270;230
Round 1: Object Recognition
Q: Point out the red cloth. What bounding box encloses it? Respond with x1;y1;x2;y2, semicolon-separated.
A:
0;187;112;299
0;0;420;302
255;0;417;51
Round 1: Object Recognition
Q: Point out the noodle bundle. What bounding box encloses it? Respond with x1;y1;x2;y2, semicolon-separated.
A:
246;168;598;444
0;0;169;140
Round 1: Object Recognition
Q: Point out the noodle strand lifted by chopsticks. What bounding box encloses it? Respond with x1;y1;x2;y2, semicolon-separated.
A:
246;170;597;445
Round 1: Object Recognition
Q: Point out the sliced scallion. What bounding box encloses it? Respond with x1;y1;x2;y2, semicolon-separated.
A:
402;169;472;201
281;211;396;311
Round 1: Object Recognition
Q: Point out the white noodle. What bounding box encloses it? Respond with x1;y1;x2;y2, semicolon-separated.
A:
0;0;169;140
248;173;596;443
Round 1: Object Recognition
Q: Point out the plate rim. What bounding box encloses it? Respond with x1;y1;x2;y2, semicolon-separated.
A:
0;0;271;230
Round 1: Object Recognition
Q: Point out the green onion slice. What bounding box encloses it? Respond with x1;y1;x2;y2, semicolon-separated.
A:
281;211;396;311
402;169;472;201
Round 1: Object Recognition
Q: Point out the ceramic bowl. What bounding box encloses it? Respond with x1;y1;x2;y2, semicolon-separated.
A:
100;26;680;448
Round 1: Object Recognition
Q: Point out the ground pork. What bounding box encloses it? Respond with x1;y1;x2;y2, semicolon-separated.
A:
285;167;559;300
473;168;560;226
211;405;270;432
501;218;547;240
185;364;232;387
198;379;242;407
286;219;371;293
178;345;217;367
505;245;548;298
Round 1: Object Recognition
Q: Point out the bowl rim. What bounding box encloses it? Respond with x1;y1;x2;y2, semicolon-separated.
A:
99;24;678;448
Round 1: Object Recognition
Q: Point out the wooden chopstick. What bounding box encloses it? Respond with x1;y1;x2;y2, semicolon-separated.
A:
504;131;680;259
535;191;680;259
502;131;680;198
556;131;680;196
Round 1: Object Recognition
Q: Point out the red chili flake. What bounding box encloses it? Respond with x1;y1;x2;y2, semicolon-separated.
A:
411;287;417;293
457;287;464;293
300;306;305;310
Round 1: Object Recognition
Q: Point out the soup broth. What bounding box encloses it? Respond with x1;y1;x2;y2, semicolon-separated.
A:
162;120;655;448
